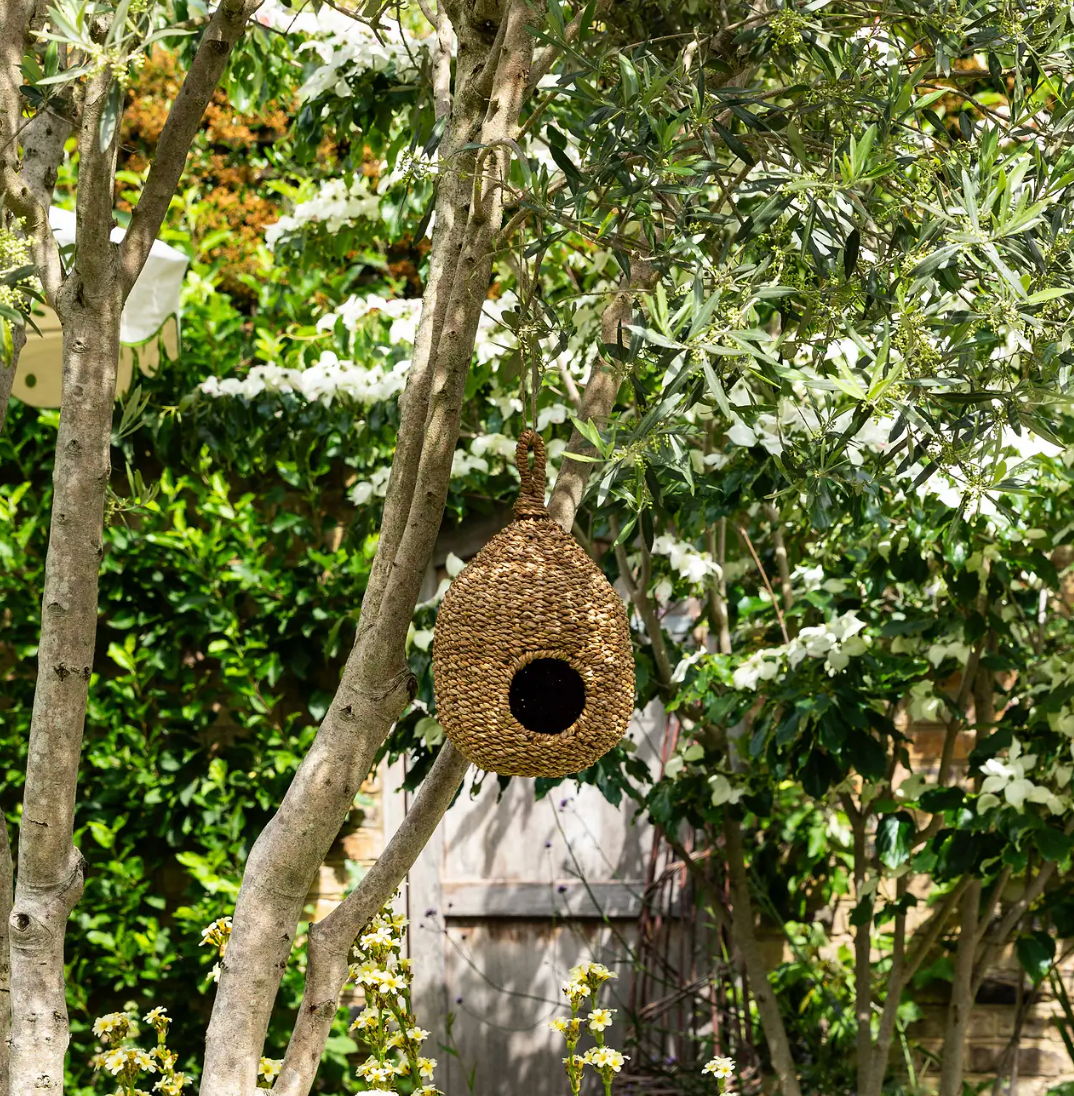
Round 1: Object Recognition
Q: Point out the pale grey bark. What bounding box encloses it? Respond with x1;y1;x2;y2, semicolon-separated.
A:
8;297;119;1095
5;56;126;1093
859;879;970;1096
0;812;12;1096
937;882;981;1096
274;744;471;1096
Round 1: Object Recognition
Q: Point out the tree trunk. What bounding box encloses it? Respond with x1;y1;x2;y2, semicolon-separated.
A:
1;811;13;1096
938;881;981;1096
850;811;873;1094
723;812;802;1096
8;298;121;1096
197;5;537;1092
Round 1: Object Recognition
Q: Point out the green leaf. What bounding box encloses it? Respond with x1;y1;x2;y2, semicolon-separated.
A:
1016;931;1056;985
919;787;964;814
1036;828;1074;863
876;812;915;869
98;78;122;152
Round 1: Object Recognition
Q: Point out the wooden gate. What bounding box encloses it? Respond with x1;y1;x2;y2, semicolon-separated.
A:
395;701;667;1096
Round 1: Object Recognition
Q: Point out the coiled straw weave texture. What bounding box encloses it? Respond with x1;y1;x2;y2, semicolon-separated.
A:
432;429;635;777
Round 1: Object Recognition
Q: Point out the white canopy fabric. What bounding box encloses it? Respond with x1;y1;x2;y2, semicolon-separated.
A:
11;207;190;408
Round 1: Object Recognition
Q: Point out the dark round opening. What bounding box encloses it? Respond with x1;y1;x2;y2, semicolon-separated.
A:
509;658;586;735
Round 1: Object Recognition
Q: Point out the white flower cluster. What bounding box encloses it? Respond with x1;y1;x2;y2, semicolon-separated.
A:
732;611;869;690
317;293;423;344
977;738;1071;815
351;433;570;507
265;176;381;249
648;534;722;605
296;16;430;103
713;363;896;464
199;352;409;406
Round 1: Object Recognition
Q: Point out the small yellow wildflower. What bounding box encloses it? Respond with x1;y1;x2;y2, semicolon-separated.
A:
349;1007;380;1031
588;1007;616;1032
93;1013;131;1043
703;1056;736;1079
417;1056;437;1079
154;1074;191;1095
373;969;408;992
586;1046;628;1072
143;1007;170;1032
257;1057;283;1082
547;1017;569;1032
406;1026;430;1043
359;925;394;950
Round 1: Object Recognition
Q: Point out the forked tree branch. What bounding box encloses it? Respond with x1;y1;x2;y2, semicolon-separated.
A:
119;0;261;293
274;745;470;1096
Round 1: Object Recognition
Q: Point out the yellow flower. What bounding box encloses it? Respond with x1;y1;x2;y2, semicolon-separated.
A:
350;1006;380;1031
547;1017;569;1032
569;961;617;985
703;1056;736;1079
406;1026;430;1044
199;916;233;955
385;1031;406;1049
258;1058;283;1082
153;1047;178;1072
417;1056;437;1079
93;1013;131;1043
586;1047;628;1073
359;926;395;951
562;978;591;1001
373;969;408;992
356;1058;395;1086
562;1054;587;1069
102;1049;129;1076
154;1074;191;1095
351;960;380;986
587;1008;616;1033
143;1007;170;1032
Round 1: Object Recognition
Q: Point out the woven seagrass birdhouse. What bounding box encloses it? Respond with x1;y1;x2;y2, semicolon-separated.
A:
432;430;635;778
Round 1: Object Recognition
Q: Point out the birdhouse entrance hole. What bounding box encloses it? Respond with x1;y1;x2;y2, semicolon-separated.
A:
509;658;586;735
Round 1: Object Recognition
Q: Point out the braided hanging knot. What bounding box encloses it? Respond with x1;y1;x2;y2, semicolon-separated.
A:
514;429;549;519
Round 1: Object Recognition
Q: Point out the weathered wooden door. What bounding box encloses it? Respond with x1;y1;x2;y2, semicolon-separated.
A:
395;701;666;1096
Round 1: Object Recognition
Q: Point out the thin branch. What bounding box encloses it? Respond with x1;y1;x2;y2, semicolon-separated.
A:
119;0;261;293
735;524;789;645
610;515;674;690
274;745;470;1096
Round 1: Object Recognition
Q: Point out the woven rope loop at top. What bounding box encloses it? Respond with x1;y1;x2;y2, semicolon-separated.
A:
514;429;549;519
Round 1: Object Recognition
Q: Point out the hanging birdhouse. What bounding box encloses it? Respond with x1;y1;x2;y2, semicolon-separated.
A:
432;430;635;778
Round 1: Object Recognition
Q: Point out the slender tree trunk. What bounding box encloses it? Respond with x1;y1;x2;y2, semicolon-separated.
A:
274;744;471;1096
198;5;537;1092
850;810;873;1093
763;502;793;617
1;811;13;1096
723;813;802;1096
8;297;121;1096
938;882;981;1096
